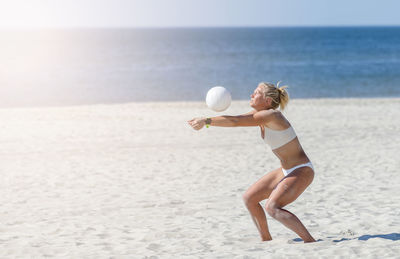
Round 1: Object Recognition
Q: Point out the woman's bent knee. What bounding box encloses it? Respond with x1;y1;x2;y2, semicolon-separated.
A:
242;192;251;206
265;201;279;218
242;192;258;208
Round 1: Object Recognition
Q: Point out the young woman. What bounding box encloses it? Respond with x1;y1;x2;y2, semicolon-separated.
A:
188;82;316;243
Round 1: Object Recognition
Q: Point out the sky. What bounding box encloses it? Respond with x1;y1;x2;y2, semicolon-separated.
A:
0;0;399;28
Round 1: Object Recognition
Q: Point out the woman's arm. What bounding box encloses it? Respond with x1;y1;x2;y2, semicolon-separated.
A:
188;110;275;130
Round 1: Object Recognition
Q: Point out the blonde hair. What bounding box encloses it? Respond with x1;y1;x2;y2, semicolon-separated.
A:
258;81;289;110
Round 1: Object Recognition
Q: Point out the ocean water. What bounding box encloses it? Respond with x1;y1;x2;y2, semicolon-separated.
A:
1;27;400;107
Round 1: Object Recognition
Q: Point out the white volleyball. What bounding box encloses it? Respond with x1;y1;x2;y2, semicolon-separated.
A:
206;86;231;112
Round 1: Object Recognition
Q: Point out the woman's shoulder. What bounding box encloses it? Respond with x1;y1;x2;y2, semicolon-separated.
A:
255;109;281;118
254;109;274;118
252;109;281;125
257;109;291;127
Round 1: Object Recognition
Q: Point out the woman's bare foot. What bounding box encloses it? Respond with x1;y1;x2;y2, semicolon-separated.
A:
304;237;316;243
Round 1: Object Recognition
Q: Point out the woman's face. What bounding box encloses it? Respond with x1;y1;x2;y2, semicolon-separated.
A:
250;86;268;110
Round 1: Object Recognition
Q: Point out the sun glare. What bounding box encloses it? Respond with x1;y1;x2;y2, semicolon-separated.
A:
0;1;52;28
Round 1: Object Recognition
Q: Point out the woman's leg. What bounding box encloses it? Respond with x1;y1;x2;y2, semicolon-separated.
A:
265;166;316;242
242;168;284;241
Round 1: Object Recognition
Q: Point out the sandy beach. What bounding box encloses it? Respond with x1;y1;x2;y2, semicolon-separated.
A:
0;98;399;258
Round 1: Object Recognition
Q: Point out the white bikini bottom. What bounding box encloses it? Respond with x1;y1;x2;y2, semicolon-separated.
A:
282;161;314;177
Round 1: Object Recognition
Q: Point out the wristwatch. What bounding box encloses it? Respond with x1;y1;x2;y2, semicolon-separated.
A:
205;118;212;128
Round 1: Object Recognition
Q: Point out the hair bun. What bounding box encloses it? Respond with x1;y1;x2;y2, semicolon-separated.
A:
276;81;284;95
277;81;288;94
276;81;289;110
276;87;282;98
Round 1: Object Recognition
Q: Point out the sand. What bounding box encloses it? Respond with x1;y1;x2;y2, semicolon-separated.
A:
0;98;399;258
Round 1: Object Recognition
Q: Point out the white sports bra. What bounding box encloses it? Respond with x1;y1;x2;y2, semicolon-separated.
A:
263;126;297;150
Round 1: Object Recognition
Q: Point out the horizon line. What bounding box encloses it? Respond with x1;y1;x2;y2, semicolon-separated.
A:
1;24;400;30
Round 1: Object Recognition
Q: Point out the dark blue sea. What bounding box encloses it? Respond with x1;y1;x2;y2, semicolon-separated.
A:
1;27;400;107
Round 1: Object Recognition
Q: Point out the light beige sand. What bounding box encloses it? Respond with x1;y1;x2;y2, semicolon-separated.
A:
0;98;399;258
